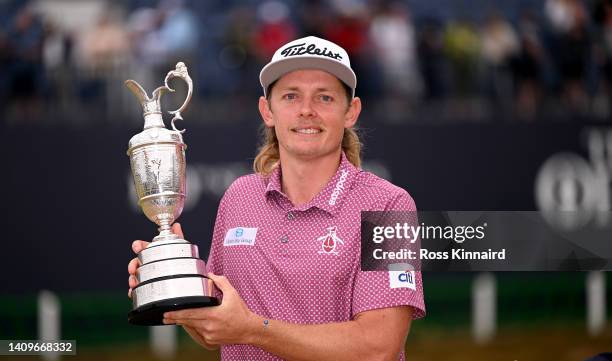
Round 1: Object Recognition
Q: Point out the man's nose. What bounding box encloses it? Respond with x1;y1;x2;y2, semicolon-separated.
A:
299;98;316;118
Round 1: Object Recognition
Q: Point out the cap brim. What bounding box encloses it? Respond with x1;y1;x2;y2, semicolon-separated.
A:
260;56;356;97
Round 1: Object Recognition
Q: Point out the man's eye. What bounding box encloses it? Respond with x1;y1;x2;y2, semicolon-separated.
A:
283;93;297;100
320;95;333;102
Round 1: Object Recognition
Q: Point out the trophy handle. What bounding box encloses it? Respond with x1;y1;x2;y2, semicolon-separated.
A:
164;62;193;134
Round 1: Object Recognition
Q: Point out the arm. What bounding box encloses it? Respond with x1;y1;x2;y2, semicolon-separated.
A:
164;274;413;361
250;305;412;361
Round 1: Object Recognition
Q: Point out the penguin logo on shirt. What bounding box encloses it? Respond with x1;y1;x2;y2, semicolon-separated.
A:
317;226;344;255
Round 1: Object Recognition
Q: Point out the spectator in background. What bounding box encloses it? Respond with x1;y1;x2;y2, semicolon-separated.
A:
417;18;449;102
77;10;130;72
5;5;46;121
369;2;422;105
127;7;162;67
513;9;545;120
127;1;198;90
480;14;519;119
153;0;200;90
254;1;296;62
217;4;259;97
3;0;610;124
251;1;297;98
126;6;163;92
41;20;74;115
158;0;199;58
126;0;199;67
325;1;379;100
592;0;612;117
443;20;481;117
545;0;591;114
75;8;130;114
297;0;329;39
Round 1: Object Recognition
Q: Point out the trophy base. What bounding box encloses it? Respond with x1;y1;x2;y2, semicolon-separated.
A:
128;296;219;326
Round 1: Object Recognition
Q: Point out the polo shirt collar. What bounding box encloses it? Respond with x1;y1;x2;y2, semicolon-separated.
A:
264;152;359;216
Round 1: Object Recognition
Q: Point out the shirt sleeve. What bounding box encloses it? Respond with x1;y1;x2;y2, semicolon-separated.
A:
351;191;426;320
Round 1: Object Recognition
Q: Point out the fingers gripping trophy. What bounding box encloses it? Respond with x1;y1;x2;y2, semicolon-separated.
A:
125;62;219;326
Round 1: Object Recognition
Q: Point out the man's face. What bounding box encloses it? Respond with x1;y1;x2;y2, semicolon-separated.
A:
258;69;361;161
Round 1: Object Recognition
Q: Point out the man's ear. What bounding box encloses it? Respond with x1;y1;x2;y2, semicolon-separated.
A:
258;96;275;127
344;97;361;128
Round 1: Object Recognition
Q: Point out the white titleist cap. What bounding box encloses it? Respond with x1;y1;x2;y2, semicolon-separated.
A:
259;36;357;98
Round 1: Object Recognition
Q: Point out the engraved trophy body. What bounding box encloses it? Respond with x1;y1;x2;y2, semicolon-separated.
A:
126;62;218;326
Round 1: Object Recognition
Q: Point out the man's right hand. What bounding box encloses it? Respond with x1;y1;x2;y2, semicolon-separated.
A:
127;223;184;298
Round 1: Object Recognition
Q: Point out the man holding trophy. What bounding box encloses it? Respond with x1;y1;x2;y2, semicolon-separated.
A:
127;36;425;360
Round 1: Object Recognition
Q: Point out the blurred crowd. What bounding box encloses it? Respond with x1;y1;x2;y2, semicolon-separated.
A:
1;0;612;124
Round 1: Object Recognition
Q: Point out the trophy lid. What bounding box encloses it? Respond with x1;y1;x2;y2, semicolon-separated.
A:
125;62;193;154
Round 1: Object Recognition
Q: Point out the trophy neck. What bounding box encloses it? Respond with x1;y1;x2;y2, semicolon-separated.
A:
143;112;165;129
152;220;183;242
142;96;164;129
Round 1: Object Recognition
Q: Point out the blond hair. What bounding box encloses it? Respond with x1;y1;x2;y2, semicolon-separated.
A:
253;126;362;175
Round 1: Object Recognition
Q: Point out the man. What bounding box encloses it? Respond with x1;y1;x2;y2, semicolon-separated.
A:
128;36;425;360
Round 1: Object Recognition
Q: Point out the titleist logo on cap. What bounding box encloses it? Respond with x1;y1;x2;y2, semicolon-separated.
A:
280;43;343;60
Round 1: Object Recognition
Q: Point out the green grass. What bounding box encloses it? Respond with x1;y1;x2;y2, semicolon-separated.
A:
1;273;610;346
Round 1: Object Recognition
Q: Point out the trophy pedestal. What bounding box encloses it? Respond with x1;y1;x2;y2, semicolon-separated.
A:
129;295;219;326
129;240;219;326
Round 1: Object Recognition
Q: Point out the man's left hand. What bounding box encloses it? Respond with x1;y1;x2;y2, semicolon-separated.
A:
163;273;259;347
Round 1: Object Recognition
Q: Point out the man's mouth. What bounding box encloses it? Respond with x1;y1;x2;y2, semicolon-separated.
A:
292;127;322;134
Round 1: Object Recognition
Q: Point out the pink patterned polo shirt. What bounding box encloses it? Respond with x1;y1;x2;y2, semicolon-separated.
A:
206;152;426;360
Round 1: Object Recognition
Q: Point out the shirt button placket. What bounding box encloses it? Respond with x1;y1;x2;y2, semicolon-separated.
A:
279;210;294;255
279;234;289;255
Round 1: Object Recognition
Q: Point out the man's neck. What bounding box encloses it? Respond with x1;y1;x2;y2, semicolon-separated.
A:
279;149;342;207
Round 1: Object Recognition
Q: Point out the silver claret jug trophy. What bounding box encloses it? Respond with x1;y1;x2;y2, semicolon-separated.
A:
125;62;218;326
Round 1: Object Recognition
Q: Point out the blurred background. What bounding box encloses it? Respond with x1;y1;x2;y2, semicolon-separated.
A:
1;0;611;359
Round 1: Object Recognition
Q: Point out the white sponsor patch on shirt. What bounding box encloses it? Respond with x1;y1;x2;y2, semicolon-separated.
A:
224;227;258;246
389;270;416;290
388;263;417;290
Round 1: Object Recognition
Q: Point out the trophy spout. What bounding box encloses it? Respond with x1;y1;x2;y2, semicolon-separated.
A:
125;79;149;104
125;79;170;129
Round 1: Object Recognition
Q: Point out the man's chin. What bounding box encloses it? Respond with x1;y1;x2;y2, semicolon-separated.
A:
283;146;338;160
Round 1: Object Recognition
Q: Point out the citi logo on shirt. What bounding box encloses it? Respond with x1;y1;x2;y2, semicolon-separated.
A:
389;266;416;290
329;169;349;205
398;271;413;284
316;226;344;255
